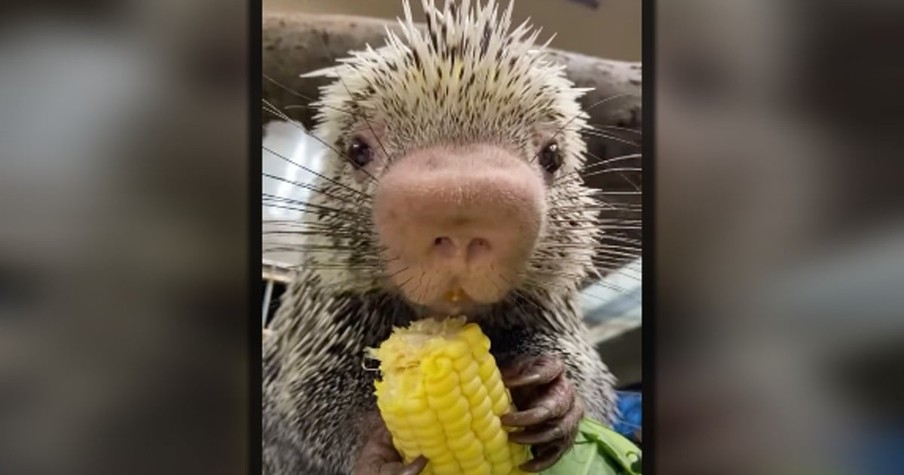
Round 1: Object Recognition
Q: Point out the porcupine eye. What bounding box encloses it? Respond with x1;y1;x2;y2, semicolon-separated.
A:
539;141;562;174
347;136;374;168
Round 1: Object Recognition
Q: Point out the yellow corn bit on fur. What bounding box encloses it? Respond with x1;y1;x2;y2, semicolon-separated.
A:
370;317;530;475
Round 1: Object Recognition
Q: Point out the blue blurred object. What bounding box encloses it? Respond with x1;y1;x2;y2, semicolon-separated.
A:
848;429;904;475
613;391;642;444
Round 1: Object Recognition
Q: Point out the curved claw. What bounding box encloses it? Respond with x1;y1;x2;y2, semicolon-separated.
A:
498;355;585;473
501;354;566;388
501;374;576;427
520;438;572;473
512;396;584;447
355;417;428;475
383;456;427;475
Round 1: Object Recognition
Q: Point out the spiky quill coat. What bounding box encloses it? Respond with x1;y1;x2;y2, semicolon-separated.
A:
263;1;617;474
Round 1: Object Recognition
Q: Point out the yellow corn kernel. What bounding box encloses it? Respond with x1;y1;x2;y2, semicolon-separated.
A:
370;317;529;475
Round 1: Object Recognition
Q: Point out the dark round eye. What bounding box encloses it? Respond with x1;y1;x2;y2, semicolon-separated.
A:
539;141;562;174
347;137;374;168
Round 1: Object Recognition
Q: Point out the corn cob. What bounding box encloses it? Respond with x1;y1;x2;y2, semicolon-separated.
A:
369;317;530;475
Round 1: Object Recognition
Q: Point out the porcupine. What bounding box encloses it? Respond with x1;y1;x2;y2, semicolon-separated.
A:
263;1;626;474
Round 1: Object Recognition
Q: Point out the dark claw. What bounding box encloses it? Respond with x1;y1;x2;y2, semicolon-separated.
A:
498;355;585;473
508;420;566;445
501;355;565;388
511;395;583;444
386;456;427;475
523;400;583;471
521;440;571;472
355;416;428;475
501;374;575;427
501;405;552;427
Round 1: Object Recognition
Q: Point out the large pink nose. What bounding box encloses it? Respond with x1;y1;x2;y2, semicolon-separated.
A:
372;144;546;307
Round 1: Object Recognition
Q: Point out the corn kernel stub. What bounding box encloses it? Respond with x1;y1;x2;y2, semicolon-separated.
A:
370;317;530;475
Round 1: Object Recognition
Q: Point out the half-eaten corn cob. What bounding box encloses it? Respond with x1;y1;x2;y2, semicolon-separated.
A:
369;317;530;475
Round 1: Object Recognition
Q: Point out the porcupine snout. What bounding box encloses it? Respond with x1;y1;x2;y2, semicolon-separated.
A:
373;143;546;314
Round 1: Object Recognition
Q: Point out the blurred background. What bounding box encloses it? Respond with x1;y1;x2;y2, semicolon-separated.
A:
0;1;250;474
655;1;904;473
1;0;902;474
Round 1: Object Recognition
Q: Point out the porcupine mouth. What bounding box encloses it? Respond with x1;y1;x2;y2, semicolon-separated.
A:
430;287;477;316
399;283;489;319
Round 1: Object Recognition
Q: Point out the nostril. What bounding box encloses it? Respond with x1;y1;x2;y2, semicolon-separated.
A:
433;236;456;257
431;237;491;261
467;238;491;261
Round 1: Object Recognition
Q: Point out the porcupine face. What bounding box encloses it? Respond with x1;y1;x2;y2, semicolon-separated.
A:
305;0;600;315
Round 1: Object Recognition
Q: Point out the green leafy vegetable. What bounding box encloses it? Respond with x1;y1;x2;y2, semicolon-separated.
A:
541;418;642;475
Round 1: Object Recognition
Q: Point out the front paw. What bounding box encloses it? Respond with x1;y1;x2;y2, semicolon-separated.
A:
352;416;427;475
499;355;584;472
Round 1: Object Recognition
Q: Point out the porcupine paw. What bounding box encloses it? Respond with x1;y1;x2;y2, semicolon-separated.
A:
352;416;428;475
500;354;584;472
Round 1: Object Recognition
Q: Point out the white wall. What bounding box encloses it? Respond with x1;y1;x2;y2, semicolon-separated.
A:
262;122;327;267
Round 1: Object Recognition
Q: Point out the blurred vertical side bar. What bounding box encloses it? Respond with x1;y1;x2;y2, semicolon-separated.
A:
0;0;251;474
656;0;904;474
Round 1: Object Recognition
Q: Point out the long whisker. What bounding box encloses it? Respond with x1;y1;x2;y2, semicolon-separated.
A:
263;146;372;200
261;198;370;219
582;153;642;171
263;99;380;183
581;129;641;147
580;150;642;191
263;74;357;117
262;175;364;206
554;153;642;185
589;124;642;135
528;93;638;166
